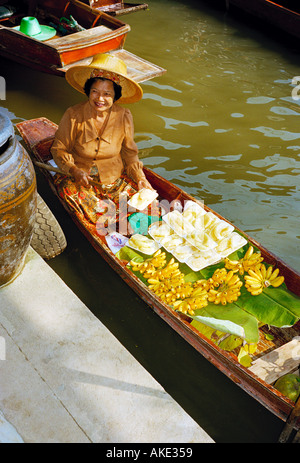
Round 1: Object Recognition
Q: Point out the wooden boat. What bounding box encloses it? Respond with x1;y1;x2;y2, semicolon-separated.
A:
0;0;165;79
16;117;300;442
78;0;148;16
225;0;300;41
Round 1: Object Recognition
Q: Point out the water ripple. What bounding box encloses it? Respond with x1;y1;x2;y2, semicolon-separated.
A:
142;93;182;107
270;106;300;116
158;116;209;130
247;96;275;104
136;132;190;150
251;126;300;141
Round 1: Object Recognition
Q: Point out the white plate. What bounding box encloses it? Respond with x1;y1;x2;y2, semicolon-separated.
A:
128;188;158;211
171;243;196;262
127;233;161;255
162;210;194;237
185;250;221;271
215;232;247;258
148;221;174;243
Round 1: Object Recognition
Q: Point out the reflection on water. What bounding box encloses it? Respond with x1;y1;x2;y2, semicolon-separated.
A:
0;0;300;442
123;0;300;271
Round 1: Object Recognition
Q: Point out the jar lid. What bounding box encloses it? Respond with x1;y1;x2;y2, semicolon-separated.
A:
0;112;14;149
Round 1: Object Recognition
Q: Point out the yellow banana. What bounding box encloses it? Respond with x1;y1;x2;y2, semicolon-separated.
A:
244;262;284;295
269;268;280;282
265;265;273;280
271;275;284;287
147;278;160;285
244;246;254;259
153;249;162;257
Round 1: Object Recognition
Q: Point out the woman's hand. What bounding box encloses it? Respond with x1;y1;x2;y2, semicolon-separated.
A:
138;178;154;191
69;166;93;187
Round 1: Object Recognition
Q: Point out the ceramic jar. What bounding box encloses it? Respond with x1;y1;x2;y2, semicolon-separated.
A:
0;113;37;286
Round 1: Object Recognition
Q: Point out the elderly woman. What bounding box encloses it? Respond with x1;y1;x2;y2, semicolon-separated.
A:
51;53;154;232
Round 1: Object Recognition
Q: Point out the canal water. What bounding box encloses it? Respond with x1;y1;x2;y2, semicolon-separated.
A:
1;0;299;442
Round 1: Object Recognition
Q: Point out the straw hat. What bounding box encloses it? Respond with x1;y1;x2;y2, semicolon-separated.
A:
14;16;56;41
65;53;143;104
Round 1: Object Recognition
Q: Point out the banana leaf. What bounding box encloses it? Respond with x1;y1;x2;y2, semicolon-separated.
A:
190;319;243;351
118;244;300;342
116;245;146;262
189;302;260;344
235;285;300;328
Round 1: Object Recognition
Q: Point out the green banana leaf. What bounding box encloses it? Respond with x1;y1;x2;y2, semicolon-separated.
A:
116;245;147;262
190;319;243;351
118;243;300;343
235;285;300;328
189;302;260;344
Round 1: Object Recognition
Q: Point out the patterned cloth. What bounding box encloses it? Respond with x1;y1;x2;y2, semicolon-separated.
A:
53;171;161;239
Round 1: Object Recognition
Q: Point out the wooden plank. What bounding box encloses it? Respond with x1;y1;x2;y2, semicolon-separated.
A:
110;49;166;82
48;24;128;49
249;338;300;384
278;395;300;442
58;48;166;82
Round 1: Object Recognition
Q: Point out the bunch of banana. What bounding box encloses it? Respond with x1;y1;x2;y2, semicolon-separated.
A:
148;249;167;268
173;286;208;316
174;281;194;299
206;268;228;289
130;259;154;274
244;263;284;295
192;278;211;291
142;250;168;279
153;257;183;281
224;245;263;275
130;249;166;276
207;268;243;305
147;275;187;303
147;279;177;303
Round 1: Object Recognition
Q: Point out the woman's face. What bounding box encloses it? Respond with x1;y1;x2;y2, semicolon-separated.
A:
88;79;115;115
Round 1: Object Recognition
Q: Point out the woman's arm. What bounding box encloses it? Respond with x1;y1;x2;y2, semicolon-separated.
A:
51;108;77;174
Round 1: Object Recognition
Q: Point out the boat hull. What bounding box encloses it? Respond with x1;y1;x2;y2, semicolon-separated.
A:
0;0;129;75
16;117;300;437
227;0;300;41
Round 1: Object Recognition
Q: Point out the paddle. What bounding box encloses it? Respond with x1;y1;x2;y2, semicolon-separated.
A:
33;161;103;188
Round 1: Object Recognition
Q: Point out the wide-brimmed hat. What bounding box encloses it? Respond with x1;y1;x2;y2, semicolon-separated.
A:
65;53;143;104
14;16;56;41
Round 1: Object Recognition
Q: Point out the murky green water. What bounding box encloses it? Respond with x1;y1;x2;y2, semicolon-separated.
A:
1;0;299;442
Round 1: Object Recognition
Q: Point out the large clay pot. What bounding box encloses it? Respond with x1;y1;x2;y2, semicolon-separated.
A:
0;113;37;286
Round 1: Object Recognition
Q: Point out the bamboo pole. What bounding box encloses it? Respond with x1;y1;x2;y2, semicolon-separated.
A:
34;161;103;188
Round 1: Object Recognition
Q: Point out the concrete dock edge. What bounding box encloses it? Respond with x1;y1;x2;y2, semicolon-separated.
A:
0;248;214;443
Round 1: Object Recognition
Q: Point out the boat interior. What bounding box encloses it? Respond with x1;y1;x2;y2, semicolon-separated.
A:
27;124;300;390
0;0;126;38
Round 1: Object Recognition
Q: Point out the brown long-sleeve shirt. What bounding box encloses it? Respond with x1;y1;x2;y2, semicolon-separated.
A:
51;101;146;185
